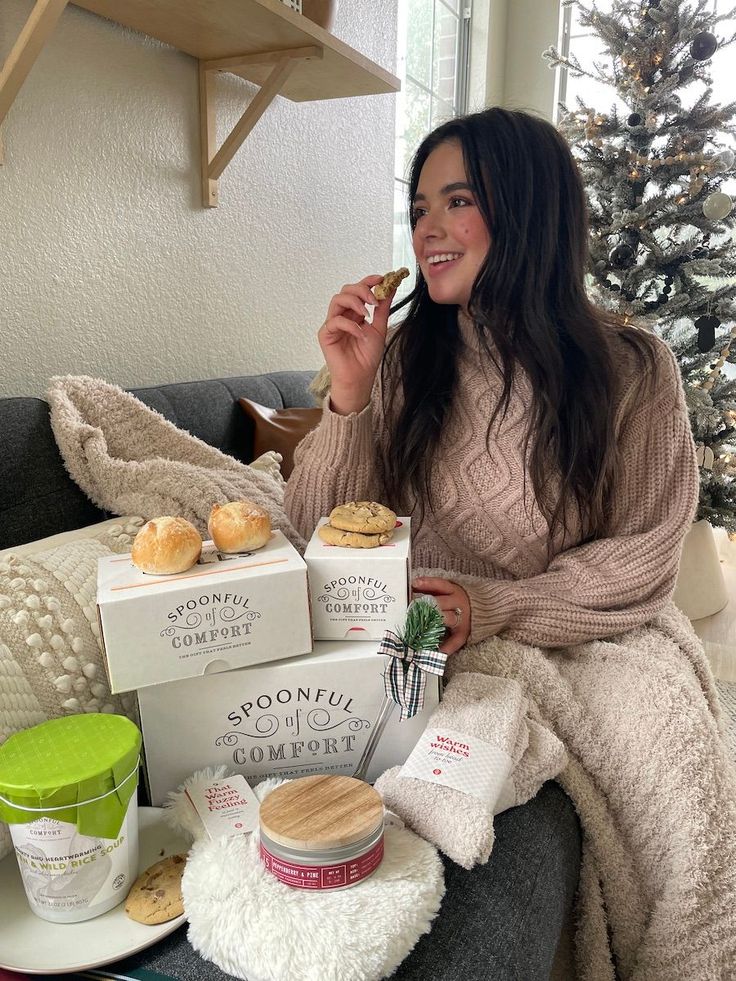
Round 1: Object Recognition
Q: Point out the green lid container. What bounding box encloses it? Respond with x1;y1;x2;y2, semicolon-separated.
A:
0;714;141;839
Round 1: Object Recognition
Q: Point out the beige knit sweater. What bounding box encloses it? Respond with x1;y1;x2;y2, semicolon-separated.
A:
285;313;699;649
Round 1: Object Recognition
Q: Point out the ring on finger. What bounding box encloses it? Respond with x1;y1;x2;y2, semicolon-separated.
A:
451;606;462;628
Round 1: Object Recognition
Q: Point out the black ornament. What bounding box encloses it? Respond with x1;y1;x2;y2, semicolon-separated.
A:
664;276;674;285
696;315;720;351
609;244;636;269
662;285;672;294
658;294;669;303
690;31;718;61
628;112;643;128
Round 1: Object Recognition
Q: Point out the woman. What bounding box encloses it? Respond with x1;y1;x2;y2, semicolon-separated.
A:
285;108;710;979
286;108;698;655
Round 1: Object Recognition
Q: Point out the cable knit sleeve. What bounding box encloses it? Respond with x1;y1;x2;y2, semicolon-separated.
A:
284;384;387;541
457;339;699;648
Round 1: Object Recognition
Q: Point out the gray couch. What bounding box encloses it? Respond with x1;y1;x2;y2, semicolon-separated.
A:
0;372;580;980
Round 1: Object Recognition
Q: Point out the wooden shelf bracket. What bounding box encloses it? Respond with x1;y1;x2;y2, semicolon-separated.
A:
0;0;70;160
199;44;322;208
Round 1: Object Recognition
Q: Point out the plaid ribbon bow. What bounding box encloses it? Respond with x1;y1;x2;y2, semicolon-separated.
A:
379;628;448;721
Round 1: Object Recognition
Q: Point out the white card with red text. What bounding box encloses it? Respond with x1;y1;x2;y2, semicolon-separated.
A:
399;727;512;806
185;775;260;839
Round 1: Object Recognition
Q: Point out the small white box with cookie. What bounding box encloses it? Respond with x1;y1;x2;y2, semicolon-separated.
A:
97;502;312;693
304;501;411;641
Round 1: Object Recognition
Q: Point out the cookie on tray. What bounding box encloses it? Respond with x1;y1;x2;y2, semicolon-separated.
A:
328;501;397;535
125;854;186;925
318;524;392;549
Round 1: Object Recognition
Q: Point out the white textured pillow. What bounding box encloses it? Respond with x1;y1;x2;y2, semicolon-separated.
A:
0;518;145;859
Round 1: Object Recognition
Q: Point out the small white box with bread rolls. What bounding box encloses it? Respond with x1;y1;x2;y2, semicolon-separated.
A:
97;527;312;693
304;508;411;641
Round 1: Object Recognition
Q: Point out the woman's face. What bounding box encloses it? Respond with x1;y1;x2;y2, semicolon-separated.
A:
411;140;491;311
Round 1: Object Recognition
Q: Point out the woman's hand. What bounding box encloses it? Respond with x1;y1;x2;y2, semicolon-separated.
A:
412;577;471;655
318;275;394;415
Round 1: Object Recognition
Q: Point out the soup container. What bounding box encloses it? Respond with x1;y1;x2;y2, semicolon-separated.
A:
0;713;141;923
259;775;384;891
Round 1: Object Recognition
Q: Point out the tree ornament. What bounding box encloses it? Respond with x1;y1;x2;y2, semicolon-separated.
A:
696;315;719;351
627;112;643;128
690;31;718;61
609;243;635;268
703;191;733;220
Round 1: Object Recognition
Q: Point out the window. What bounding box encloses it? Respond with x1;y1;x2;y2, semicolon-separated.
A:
392;0;472;299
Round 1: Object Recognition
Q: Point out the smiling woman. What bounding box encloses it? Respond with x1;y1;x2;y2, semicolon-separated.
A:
282;106;714;980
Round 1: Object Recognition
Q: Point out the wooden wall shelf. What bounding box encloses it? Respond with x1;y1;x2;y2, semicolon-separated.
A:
0;0;400;206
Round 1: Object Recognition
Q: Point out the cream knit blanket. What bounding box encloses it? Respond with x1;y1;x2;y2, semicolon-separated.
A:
445;599;736;981
47;376;305;550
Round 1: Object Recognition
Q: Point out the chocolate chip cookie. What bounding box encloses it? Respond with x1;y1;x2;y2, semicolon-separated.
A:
125;854;186;925
328;501;397;535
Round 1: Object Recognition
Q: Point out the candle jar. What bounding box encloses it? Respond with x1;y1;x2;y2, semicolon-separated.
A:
259;775;384;891
0;714;141;923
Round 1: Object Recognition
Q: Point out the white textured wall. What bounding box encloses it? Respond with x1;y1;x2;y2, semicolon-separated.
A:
0;0;397;396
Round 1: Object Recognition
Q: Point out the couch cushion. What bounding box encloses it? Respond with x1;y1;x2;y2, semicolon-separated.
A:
0;397;108;549
130;373;316;464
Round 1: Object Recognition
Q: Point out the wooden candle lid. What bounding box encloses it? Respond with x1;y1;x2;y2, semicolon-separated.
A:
259;775;383;850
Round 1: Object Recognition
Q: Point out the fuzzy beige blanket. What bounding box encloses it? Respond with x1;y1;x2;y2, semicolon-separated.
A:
46;375;305;550
444;599;736;981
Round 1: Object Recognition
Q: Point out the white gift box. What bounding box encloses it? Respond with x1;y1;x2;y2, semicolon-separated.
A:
97;531;312;694
304;517;411;640
137;640;440;805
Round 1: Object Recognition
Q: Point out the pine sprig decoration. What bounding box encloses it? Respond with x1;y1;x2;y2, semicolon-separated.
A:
398;597;446;652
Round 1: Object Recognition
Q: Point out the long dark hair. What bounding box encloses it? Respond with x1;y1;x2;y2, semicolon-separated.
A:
381;107;658;546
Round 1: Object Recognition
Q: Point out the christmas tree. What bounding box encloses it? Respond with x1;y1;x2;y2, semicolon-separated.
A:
544;0;736;531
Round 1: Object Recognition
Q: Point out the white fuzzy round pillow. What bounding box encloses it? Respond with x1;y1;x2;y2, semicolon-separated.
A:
165;770;445;981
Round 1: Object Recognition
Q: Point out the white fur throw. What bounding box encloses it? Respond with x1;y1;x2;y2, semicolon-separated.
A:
165;769;445;981
46;375;305;550
0;520;143;859
447;600;736;981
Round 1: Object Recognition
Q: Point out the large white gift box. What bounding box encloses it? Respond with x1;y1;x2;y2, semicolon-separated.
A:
304;517;412;640
137;640;440;805
97;531;312;693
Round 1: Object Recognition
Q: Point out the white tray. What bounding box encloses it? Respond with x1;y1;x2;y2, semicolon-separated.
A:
0;807;190;974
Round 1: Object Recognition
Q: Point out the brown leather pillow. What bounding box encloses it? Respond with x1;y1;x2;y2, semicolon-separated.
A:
239;399;322;479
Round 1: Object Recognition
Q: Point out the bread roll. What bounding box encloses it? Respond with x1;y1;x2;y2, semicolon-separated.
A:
208;500;272;553
131;516;202;575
